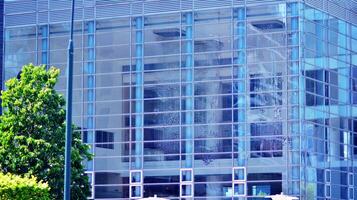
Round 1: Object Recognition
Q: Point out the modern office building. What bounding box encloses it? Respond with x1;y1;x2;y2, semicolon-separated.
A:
2;0;357;199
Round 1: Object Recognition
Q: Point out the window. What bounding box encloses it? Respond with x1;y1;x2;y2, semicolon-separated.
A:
325;184;331;197
130;186;142;198
349;173;354;186
95;130;114;149
247;173;282;196
130;170;142;184
130;170;143;198
325;169;331;183
250;75;282;91
233;182;246;196
86;172;94;199
250;93;282;107
96;172;129;185
181;184;193;197
233;167;246;197
143;141;180;155
233;167;246;181
249;75;283;107
247;4;286;19
353;120;357;155
250;122;283;157
181;169;193;182
82;130;93;143
353;66;357;104
180;169;193;197
305;69;341;106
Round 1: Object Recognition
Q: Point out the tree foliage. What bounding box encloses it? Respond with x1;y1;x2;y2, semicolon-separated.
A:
0;172;50;200
0;64;92;199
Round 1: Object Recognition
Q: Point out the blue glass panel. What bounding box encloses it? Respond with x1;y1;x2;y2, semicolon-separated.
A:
287;2;299;17
234;183;245;195
247;4;285;19
143;141;180;155
195;183;232;197
352;25;357;39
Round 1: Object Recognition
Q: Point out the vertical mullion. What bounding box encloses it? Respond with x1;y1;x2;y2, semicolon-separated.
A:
134;16;144;170
184;12;194;169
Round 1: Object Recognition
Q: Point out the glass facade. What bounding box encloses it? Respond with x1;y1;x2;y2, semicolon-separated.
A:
2;0;357;199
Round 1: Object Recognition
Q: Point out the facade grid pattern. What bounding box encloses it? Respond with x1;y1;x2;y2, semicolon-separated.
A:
2;0;357;199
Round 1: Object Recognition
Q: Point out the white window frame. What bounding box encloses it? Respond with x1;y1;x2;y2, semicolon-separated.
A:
180;183;193;198
85;171;94;199
180;168;193;198
130;170;143;199
325;184;331;198
180;168;193;183
233;167;246;182
233;182;246;197
325;169;331;183
349;173;354;186
349;187;354;200
232;167;246;197
130;185;143;199
130;170;143;184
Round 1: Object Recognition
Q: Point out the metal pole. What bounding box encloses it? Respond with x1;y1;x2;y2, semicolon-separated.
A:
64;0;75;199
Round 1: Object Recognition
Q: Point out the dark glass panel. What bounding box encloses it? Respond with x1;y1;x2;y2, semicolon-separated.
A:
95;172;129;184
95;186;129;198
143;184;179;198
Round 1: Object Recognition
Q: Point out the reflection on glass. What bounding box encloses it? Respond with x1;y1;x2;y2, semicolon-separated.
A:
250;123;282;158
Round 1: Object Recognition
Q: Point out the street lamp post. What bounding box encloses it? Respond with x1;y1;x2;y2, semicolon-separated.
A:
64;0;75;199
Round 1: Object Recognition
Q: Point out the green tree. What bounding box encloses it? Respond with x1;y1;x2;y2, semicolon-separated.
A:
0;64;92;199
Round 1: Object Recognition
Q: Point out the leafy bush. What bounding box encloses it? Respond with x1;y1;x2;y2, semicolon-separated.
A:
0;173;50;200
